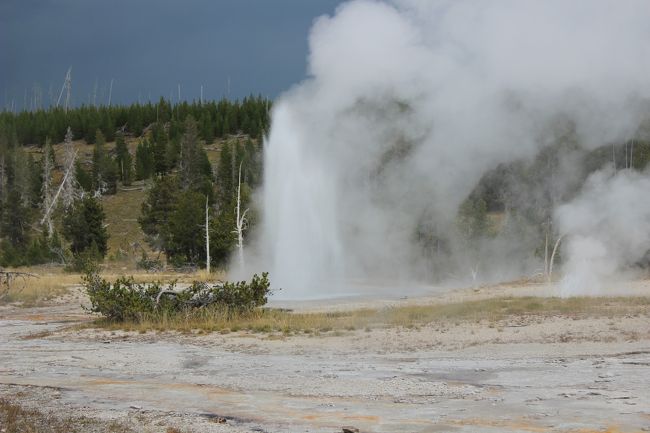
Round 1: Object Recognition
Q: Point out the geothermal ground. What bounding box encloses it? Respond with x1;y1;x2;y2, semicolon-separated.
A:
1;282;649;433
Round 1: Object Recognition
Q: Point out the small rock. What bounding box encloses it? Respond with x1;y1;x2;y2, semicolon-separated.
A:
342;427;359;433
129;405;142;410
212;417;227;424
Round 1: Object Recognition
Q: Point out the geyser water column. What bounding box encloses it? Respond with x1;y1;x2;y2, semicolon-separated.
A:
262;102;345;296
257;0;650;298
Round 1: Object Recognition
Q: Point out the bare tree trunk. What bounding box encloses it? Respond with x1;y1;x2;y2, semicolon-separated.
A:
108;78;113;107
61;127;78;208
205;195;210;274
548;235;564;283
233;162;249;270
42;135;78;226
41;140;55;236
544;226;549;276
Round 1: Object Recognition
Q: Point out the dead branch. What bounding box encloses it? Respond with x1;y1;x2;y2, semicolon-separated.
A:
0;269;39;300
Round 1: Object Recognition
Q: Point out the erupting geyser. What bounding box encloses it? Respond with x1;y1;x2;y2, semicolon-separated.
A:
254;0;650;298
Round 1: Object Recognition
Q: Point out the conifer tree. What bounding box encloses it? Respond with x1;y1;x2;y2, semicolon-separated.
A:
62;196;108;257
114;132;132;183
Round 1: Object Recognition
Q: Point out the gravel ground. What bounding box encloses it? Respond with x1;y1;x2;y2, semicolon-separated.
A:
1;281;649;433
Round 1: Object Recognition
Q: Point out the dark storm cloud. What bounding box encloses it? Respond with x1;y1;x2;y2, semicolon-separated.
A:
0;0;344;109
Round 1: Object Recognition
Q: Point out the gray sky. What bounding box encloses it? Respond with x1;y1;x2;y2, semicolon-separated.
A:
0;0;345;109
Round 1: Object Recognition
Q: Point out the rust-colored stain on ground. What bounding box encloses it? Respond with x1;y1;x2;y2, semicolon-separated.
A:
449;417;547;432
302;413;380;423
567;428;646;433
450;421;647;433
85;378;233;395
85;378;134;386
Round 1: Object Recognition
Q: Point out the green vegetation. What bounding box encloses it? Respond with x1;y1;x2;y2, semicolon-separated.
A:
83;269;271;322
2;95;650;278
0;96;267;270
62;196;109;270
137;115;261;268
1;96;270;146
89;295;650;335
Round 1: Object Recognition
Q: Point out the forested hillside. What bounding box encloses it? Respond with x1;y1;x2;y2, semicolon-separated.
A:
0;97;269;269
2;96;650;277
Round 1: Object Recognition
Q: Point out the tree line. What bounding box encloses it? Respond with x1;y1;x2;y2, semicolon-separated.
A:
0;96;265;269
0;95;271;146
3;97;650;276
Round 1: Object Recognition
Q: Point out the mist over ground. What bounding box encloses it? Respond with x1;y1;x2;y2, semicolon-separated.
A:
249;0;650;298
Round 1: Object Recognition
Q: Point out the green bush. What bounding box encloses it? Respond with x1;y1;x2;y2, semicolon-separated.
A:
136;252;163;272
83;270;271;322
184;273;271;311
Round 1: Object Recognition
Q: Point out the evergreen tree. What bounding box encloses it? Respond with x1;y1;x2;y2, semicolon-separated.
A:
1;189;32;248
179;116;212;196
151;123;168;175
138;176;179;251
216;141;234;207
199;112;214;143
91;129;118;195
165;191;205;265
166;135;181;170
135;139;154;180
62;196;108;257
114;132;133;184
75;162;93;192
209;203;237;266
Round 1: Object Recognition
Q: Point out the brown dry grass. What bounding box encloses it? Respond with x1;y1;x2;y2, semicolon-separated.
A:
91;296;650;335
0;397;134;433
0;271;77;305
101;185;149;261
0;268;225;306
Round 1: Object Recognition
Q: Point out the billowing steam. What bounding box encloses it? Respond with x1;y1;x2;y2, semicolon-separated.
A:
254;0;650;297
556;169;650;296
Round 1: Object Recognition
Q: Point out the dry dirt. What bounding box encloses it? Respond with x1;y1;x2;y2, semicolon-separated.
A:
1;281;650;433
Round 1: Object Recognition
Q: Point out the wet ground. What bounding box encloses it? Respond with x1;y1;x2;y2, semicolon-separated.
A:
1;285;649;433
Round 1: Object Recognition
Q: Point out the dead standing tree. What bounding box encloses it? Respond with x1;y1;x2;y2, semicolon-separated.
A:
41;139;55;236
61;127;79;209
56;67;72;113
547;234;564;283
205;195;210;274
0;269;38;301
41;128;79;229
233;162;249;270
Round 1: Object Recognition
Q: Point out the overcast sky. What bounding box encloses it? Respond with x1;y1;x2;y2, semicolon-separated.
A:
0;0;344;109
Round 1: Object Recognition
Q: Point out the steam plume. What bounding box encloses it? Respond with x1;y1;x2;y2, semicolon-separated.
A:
255;0;650;297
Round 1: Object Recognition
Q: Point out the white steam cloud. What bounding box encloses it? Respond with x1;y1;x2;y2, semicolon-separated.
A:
556;169;650;296
254;0;650;297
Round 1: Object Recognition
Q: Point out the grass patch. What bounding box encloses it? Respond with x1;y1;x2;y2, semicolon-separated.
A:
0;267;229;306
86;296;650;335
0;271;76;306
0;397;135;433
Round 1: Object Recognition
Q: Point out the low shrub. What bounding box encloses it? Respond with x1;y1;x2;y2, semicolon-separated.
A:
136;252;163;272
83;270;271;322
